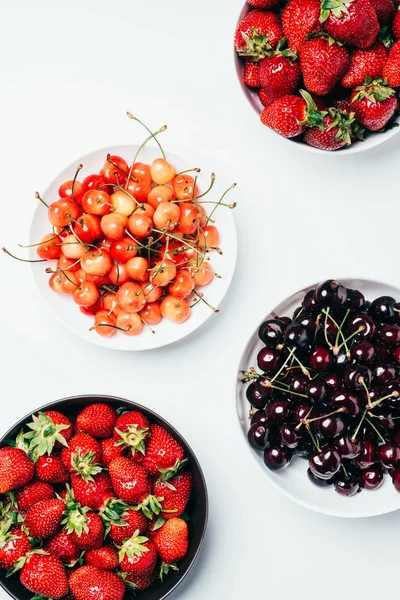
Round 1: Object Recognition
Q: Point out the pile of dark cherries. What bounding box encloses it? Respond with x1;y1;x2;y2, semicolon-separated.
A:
243;280;400;497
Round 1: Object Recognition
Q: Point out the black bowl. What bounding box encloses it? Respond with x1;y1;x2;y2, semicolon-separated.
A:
0;394;208;600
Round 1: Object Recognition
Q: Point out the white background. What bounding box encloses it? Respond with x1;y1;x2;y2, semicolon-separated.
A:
1;1;400;599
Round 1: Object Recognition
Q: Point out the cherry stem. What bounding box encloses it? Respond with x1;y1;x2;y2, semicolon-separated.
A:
295;407;314;430
58;268;79;288
130;125;167;170
151;227;205;256
193;290;219;313
336;327;364;352
112;184;144;210
35;192;49;208
341;463;349;480
270;348;296;384
322;308;349;356
19;231;63;248
69;224;95;257
176;167;201;176
195;173;216;200
306;423;320;452
303;407;346;425
358;376;370;405
100;285;117;294
394;307;400;313
126;112;166;159
335;308;350;349
2;247;45;262
290;351;311;379
71;164;83;206
351;409;367;442
366;391;398;410
90;323;130;332
204;182;237;225
365;417;386;444
138;314;156;335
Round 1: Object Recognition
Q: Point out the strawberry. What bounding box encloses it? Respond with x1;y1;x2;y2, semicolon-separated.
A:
108;507;148;544
0;447;34;494
282;0;321;53
76;403;117;439
350;77;398;129
24;411;73;458
143;425;186;478
16;481;54;512
69;565;125;600
258;41;301;98
321;0;380;48
24;498;65;539
109;457;150;504
20;551;69;599
300;35;349;96
117;531;158;576
383;39;400;86
234;10;283;60
100;438;126;467
44;530;80;566
393;9;400;37
258;87;280;106
35;454;69;484
153;471;193;520
61;433;102;476
0;525;31;570
369;0;395;22
243;61;261;87
85;544;119;570
341;43;387;88
113;410;150;458
71;472;114;511
153;518;189;575
63;505;104;549
125;571;156;591
261;91;326;138
248;0;280;7
304;108;355;150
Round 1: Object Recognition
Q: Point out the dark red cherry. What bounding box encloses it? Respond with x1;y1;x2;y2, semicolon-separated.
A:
350;341;375;364
317;415;345;439
392;431;400;446
343;365;372;390
373;363;396;385
330;389;360;416
289;373;308;396
306;380;330;404
283;323;310;349
309;447;341;479
358;440;377;468
346;289;366;312
250;409;268;426
294;402;312;422
347;313;376;340
254;377;275;398
279;423;303;449
392;346;400;365
307;469;334;487
310;347;333;372
362;464;384;490
384;380;400;409
293;306;303;321
303;289;318;313
323;373;342;391
296;313;319;336
257;347;283;373
278;316;292;327
264;445;293;470
334;471;362;496
359;385;381;405
380;324;400;347
392;466;400;492
314;280;347;308
373;407;395;431
296;440;314;457
258;319;285;347
377;443;400;469
370;295;396;323
265;399;292;425
375;340;391;362
335;435;361;459
334;350;351;371
248;424;270;451
246;382;268;409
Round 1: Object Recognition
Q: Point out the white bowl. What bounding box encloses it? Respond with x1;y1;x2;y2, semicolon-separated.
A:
30;143;237;350
234;4;400;155
236;278;400;518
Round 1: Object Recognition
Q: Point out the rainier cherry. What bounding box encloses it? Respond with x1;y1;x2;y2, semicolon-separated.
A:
116;310;143;336
160;295;191;323
127;214;152;239
73;214;102;244
130;162;152;185
150;159;176;185
48;199;81;228
91;309;117;337
109;262;131;285
59;179;84;206
168;270;195;298
116;282;146;313
37;234;62;260
153;202;180;231
100;213;128;240
126;178;151;202
82;190;112;216
150;259;176;286
100;155;128;185
72;281;100;306
177;203;200;235
134;203;154;219
172;174;198;200
81;249;112;276
75;267;87;283
141;283;163;303
126;257;149;282
61;235;87;259
198;225;220;249
49;272;65;294
139;302;162;325
58;270;80;294
147;185;174;209
57;253;79;271
102;294;121;316
81;174;106;194
110;237;137;262
111;190;136;216
190;261;214;286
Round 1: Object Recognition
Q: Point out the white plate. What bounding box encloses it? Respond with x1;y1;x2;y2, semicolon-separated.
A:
236;278;400;518
30;143;237;350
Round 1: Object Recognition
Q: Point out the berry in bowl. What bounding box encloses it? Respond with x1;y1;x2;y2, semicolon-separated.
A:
237;279;400;517
234;0;400;152
0;395;208;600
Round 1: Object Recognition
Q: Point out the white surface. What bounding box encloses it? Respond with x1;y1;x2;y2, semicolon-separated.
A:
1;1;400;600
31;143;237;350
237;278;400;518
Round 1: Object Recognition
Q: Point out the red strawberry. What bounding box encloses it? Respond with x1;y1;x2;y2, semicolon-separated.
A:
71;472;114;511
304;108;355;150
261;91;326;138
153;518;189;567
20;551;68;599
76;403;117;439
369;0;395;22
109;457;150;504
63;506;104;549
61;433;102;475
321;0;380;48
44;530;80;565
25;498;65;539
100;438;126;467
258;87;280;106
282;0;321;53
248;0;280;7
300;35;349;96
0;447;34;494
0;526;31;570
243;61;261;87
16;481;54;512
383;39;400;86
153;471;193;520
85;545;119;570
341;43;387;88
69;565;125;600
118;532;158;576
143;425;185;478
24;411;73;457
393;9;400;37
350;77;398;129
109;508;148;545
125;571;156;591
259;42;301;98
36;454;69;484
113;411;150;458
234;10;283;59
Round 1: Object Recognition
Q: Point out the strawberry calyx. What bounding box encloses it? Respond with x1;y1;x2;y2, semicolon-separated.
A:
100;498;131;535
238;28;274;61
117;530;150;563
71;449;102;482
326;107;355;144
62;502;90;537
23;412;70;458
6;549;48;577
157;459;188;483
118;571;137;590
298;90;328;130
320;0;357;23
159;561;179;582
4;430;31;456
378;25;394;49
273;37;298;60
114;425;149;457
132;495;164;520
0;519;21;549
151;517;166;533
0;496;22;529
351;77;396;104
306;31;343;46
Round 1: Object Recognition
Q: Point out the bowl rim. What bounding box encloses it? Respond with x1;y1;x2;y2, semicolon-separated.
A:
234;277;400;518
0;394;209;600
